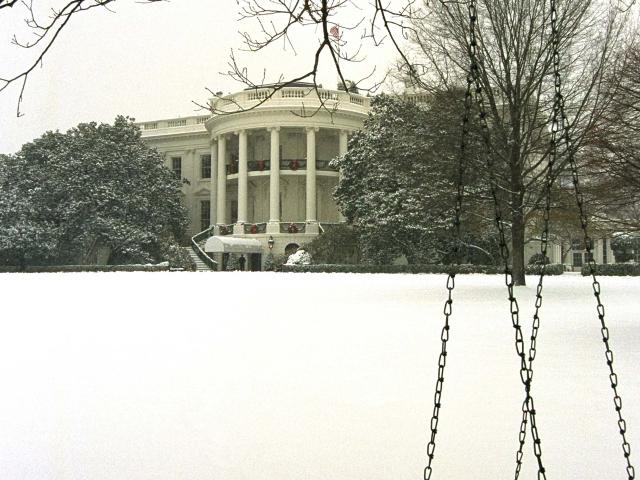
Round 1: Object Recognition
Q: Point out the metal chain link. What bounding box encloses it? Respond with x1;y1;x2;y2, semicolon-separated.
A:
424;273;455;480
466;2;548;479
423;31;475;480
511;1;571;475
550;1;635;477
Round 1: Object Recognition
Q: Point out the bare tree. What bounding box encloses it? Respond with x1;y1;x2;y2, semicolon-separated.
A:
0;0;163;116
581;37;640;234
193;0;422;115
394;0;633;284
2;0;635;283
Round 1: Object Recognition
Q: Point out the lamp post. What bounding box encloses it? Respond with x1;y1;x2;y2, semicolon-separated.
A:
268;235;275;251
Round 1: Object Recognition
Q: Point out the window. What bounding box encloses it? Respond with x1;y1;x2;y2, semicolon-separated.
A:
571;238;582;251
602;239;608;264
201;154;211;179
171;157;182;178
573;252;583;267
200;200;211;231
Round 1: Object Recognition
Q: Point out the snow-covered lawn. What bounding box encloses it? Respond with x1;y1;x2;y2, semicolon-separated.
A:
0;272;638;480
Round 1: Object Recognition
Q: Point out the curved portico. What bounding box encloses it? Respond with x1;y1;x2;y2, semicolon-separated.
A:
138;82;368;266
204;83;367;257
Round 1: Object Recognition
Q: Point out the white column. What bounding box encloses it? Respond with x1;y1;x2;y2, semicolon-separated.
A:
216;135;227;225
594;239;603;264
267;127;281;233
339;130;348;156
605;237;615;264
305;127;318;229
338;130;349;222
209;138;218;227
237;130;248;225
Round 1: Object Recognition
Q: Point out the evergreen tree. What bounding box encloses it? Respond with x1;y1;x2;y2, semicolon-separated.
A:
332;92;497;265
0;116;188;266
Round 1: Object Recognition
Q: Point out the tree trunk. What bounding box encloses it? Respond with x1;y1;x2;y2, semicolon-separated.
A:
512;211;526;286
510;127;527;286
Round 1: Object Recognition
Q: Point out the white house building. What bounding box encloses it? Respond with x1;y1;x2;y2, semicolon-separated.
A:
139;83;369;269
139;83;619;271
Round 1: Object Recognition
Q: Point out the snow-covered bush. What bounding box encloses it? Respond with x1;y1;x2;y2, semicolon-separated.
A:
581;263;640;276
528;253;550;265
285;249;312;266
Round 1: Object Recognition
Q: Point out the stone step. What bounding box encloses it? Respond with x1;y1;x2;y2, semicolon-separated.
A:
185;247;215;272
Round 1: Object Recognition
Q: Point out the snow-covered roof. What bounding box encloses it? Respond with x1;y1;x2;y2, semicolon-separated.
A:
204;236;262;254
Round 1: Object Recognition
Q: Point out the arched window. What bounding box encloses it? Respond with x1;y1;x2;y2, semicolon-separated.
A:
285;243;299;256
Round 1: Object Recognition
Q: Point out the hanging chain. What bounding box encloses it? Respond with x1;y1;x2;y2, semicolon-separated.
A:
466;2;548;479
423;27;475;480
423;273;455;480
513;107;557;480
511;1;573;475
550;0;635;478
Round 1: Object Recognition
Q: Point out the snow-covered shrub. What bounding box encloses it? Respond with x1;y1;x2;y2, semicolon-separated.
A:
163;243;196;271
285;249;312;266
581;263;640;276
528;253;550;265
282;263;567;275
525;263;564;275
304;224;360;264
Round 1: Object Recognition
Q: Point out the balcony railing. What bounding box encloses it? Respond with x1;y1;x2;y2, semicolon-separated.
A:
248;160;270;172
138;115;210;132
244;223;267;234
316;160;338;171
225;158;337;175
280;158;306;171
210;86;371;116
280;222;307;234
218;224;235;236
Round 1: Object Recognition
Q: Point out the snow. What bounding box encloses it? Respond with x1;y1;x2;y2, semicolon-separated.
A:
285;249;312;265
0;272;638;480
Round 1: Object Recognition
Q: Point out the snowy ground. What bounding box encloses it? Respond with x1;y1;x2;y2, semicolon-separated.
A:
0;272;638;480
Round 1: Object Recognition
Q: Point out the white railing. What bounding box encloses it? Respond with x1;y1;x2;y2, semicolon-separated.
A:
211;86;371;115
137;115;210;134
247;90;270;101
138;87;370;134
167;119;187;127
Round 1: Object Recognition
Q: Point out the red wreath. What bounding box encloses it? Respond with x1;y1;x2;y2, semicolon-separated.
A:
290;159;300;171
250;224;258;234
287;223;298;234
257;160;265;171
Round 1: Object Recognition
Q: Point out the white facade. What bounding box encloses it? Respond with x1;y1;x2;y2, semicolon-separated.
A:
139;83;369;267
140;85;619;271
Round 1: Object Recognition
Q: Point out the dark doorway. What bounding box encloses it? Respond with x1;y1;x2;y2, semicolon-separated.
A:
249;253;262;271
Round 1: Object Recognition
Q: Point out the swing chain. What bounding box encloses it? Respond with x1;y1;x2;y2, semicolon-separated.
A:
423;14;475;479
466;2;548;479
551;0;635;477
424;273;455;480
513;2;568;476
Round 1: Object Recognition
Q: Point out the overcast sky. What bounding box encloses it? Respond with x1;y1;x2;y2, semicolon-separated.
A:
0;0;399;154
